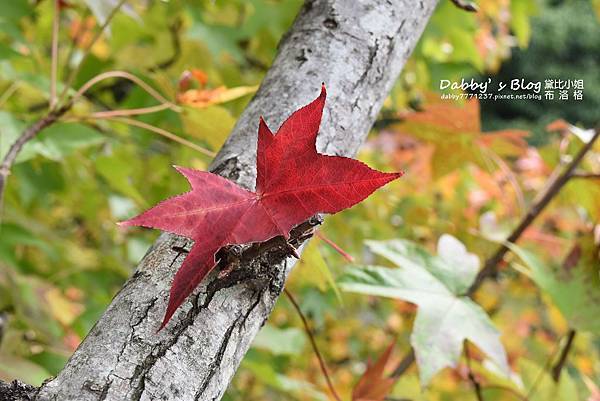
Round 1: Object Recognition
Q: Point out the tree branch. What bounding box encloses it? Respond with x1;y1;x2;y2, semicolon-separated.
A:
571;172;600;179
0;380;37;401
468;128;599;294
0;102;72;205
551;329;576;382
30;1;439;400
465;345;484;401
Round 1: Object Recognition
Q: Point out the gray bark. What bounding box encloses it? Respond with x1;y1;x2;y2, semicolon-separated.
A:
31;1;438;400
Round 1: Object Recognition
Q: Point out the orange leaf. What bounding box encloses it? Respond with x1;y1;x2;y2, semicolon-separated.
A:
191;69;209;86
476;129;529;156
177;85;257;109
392;97;529;177
69;16;96;48
403;98;481;133
352;341;398;401
545;118;570;132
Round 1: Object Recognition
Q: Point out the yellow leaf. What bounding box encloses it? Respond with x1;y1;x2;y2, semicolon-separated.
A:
296;241;343;304
177;85;257;109
45;288;84;326
181;106;235;150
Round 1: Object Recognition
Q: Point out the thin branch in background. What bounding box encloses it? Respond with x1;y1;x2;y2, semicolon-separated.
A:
284;288;342;401
91;103;172;119
468;128;600;294
0;102;73;209
450;0;479;12
150;17;182;71
390;349;415;378
103;117;215;157
0;82;19;108
74;70;181;111
1;2;129;207
390;128;600;379
464;345;484;401
57;0;128;104
61;8;91;82
551;329;576;382
571;172;600;179
50;0;60;110
316;231;355;262
481;146;526;216
525;334;563;399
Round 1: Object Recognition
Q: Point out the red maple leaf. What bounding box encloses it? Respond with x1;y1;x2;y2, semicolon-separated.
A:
120;85;402;329
352;341;397;401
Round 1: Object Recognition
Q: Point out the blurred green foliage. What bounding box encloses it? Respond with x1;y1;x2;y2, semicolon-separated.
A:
0;1;599;400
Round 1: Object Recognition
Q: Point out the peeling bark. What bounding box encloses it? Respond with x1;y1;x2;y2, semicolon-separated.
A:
9;1;439;400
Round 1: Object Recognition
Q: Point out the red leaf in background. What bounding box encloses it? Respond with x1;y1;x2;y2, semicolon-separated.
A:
352;341;397;401
545;118;570;133
401;98;530;153
120;85;402;329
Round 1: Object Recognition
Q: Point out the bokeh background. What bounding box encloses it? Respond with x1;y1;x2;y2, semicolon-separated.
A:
0;0;599;400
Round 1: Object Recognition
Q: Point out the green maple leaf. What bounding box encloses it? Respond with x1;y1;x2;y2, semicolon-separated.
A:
340;235;509;384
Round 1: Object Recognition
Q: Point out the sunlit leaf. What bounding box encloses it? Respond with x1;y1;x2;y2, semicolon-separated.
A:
519;359;578;401
393;99;528;177
180;106;235;150
508;239;600;334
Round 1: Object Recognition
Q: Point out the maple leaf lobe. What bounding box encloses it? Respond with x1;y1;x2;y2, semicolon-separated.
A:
120;85;403;329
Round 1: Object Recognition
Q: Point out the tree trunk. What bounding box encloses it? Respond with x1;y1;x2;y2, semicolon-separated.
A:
25;0;438;400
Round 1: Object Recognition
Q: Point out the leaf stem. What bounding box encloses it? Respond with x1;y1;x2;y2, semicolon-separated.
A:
74;70;181;112
316;231;355;262
284;288;342;401
100;117;216;157
61;8;90;82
